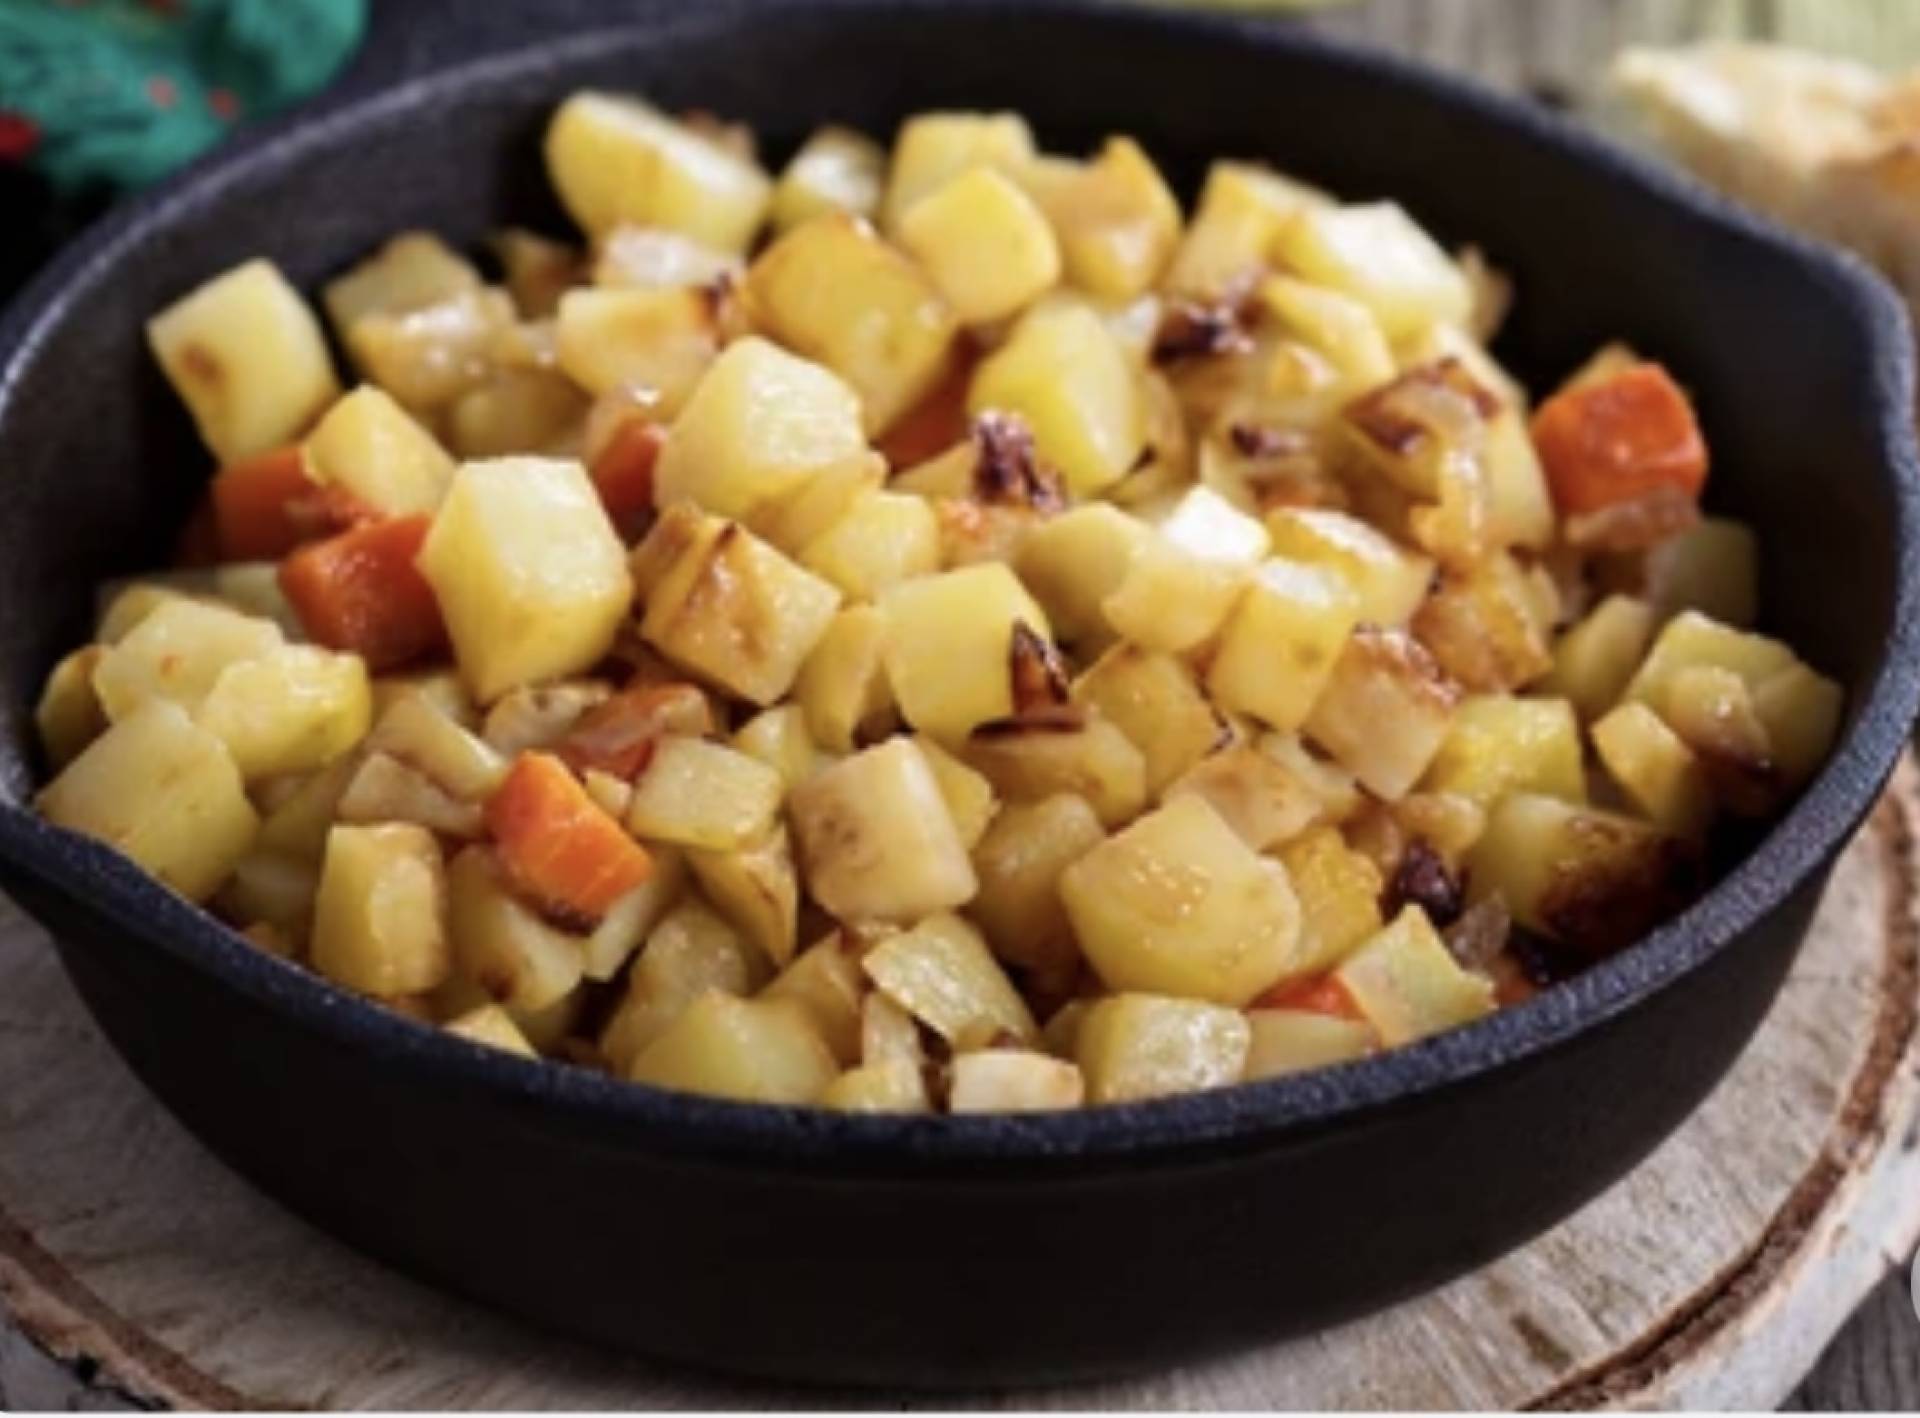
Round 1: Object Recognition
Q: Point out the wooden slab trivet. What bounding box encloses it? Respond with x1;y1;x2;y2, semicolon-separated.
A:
1;762;1917;1411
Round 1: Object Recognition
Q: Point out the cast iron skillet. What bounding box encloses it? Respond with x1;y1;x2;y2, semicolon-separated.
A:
2;0;1918;1389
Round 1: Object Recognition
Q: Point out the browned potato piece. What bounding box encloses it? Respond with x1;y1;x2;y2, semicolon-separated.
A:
970;793;1106;973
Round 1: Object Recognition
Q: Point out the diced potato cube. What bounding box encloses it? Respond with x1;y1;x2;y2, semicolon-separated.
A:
417;457;631;702
860;990;924;1068
195;645;372;780
1468;793;1696;954
1165;745;1322;852
1261;733;1364;825
914;734;998;849
1276;827;1386;976
1273;202;1470;340
1543;594;1657;722
444;1003;537;1058
732;704;827;791
1103;486;1268;653
92;598;283;721
1622;611;1796;711
628;993;838;1103
899;166;1061;324
746;214;958;434
1072;646;1226;797
1243;1009;1376;1080
35;646;107;770
749;453;888;557
1060;795;1300;1005
96;582;188;644
1331;907;1494;1047
862;913;1035;1048
37;700;258;902
323;231;480;332
653;337;873;521
147;259;341;462
491;227;579;320
1483;410;1557;551
1020;137;1180;301
1164;161;1326;301
338;752;482;838
793;605;895;752
544;92;771;250
599;899;765;1071
961;715;1147;829
1643;518;1759;627
442;367;588;462
444;845;585;1011
772;125;886;232
1263;508;1434;627
1260;276;1396;393
626;735;785;850
882;110;1036;231
553;286;718;413
582;845;687;981
1076;993;1251;1104
970;793;1106;973
800;489;941;600
304;384;454;516
1014;503;1150;648
1592;702;1715;838
592;225;740;291
879;563;1051;743
1751;663;1844;791
1304;627;1459;800
1420;695;1584;809
949;1049;1087;1111
636;509;842;706
761;934;866;1063
342;287;515;412
969;303;1142;497
788;738;978;923
365;693;507;801
820;1060;930;1113
1412;553;1552;693
1207;558;1361;731
312;823;449;995
688;826;799;966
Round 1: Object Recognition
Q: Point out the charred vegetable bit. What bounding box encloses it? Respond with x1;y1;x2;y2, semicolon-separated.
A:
32;92;1842;1112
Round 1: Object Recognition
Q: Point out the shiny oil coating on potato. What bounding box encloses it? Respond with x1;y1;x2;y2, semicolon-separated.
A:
33;93;1844;1113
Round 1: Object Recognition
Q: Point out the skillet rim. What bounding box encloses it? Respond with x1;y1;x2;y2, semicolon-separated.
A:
1;0;1917;1170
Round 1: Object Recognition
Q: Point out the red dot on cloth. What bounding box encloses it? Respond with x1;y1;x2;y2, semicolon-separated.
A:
208;88;240;121
146;76;178;109
0;112;39;163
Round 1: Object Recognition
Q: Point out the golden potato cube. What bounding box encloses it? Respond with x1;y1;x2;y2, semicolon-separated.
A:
1013;503;1150;649
446;367;586;464
1103;486;1268;652
1272;202;1470;340
1243;1009;1376;1081
879;563;1051;743
862;913;1035;1048
1076;993;1251;1104
1261;733;1364;825
1071;646;1225;797
1165;745;1322;852
1622;611;1796;712
688;826;800;967
637;511;842;706
552;287;717;415
599;899;765;1071
323;231;479;333
732;705;828;791
1020;137;1180;301
95;581;188;645
1542;594;1656;722
1412;553;1553;694
626;735;785;850
582;846;687;981
799;489;941;601
195;646;372;781
304;384;455;516
444;1004;537;1058
914;734;998;850
787;737;978;923
1259;276;1395;393
1751;662;1844;791
312;823;450;996
1592;702;1715;838
821;1059;931;1112
1164;161;1327;301
491;227;580;320
760;934;866;1063
1262;508;1433;627
961;715;1147;829
444;845;585;1010
544;92;771;249
147;258;341;462
37;699;258;903
969;303;1141;497
1467;793;1695;954
1420;695;1585;809
342;286;515;412
628;993;837;1103
35;646;107;770
365;693;507;802
745;214;957;435
1303;628;1460;801
772;124;886;232
882;110;1036;231
592;225;740;291
899;166;1061;324
748;451;887;557
794;605;894;753
970;793;1106;973
1643;517;1759;628
417;457;631;702
653;336;873;520
92;597;283;722
1276;827;1385;977
949;1049;1087;1112
1208;558;1361;732
1331;907;1494;1047
1483;410;1556;551
861;990;924;1068
1060;794;1301;1005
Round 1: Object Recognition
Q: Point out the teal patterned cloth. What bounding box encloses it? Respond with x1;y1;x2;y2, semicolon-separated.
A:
0;0;365;190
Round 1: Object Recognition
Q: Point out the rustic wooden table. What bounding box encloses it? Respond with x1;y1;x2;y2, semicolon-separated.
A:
1;0;1916;1408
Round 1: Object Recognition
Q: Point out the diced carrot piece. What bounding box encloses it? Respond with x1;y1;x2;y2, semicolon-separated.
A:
876;346;975;470
588;415;667;540
555;682;714;780
1254;974;1364;1021
211;444;369;560
485;751;654;921
1530;362;1709;517
277;515;444;670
